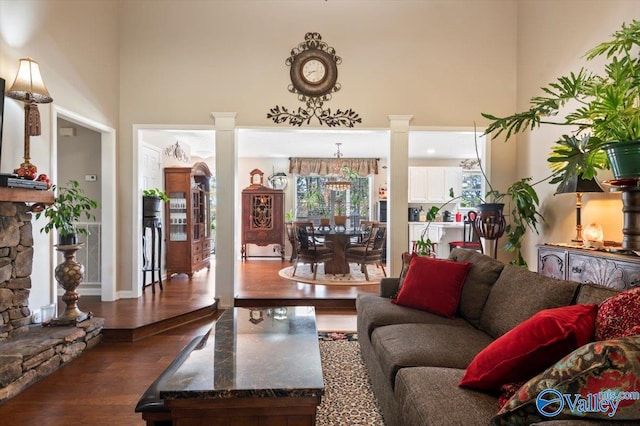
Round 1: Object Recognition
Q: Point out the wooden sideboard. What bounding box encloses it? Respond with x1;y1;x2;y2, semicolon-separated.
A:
537;244;640;290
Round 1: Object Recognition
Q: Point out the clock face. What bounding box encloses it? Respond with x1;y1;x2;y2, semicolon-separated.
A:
301;58;327;84
290;49;338;97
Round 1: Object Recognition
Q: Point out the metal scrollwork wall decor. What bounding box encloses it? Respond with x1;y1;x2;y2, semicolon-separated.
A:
267;32;362;128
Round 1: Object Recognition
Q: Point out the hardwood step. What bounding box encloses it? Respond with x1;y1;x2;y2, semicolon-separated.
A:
102;302;219;342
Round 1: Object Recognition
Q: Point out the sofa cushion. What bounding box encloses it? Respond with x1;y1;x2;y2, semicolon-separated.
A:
574;283;620;305
392;256;472;318
480;265;580;338
395;367;498;426
460;304;598;391
492;336;640;425
596;286;640;340
449;248;505;327
356;293;471;340
371;323;493;388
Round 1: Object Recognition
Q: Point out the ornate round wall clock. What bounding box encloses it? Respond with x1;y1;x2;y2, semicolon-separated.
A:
267;32;362;127
289;48;338;97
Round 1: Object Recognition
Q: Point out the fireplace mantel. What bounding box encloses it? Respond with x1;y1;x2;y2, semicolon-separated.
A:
0;187;54;204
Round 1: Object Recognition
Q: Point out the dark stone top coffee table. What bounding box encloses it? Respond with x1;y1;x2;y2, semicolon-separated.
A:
159;306;324;425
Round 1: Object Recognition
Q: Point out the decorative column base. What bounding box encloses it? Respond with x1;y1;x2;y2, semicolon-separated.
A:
50;243;92;326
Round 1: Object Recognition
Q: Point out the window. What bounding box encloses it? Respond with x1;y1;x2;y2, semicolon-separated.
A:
295;176;371;226
460;170;484;208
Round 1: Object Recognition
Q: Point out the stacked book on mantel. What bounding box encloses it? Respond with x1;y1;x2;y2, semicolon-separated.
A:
0;173;48;190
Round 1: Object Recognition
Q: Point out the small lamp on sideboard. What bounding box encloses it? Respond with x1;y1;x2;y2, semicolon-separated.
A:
556;175;603;244
6;57;53;173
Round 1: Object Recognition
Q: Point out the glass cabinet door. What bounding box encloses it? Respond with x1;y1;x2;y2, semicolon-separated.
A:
169;191;188;241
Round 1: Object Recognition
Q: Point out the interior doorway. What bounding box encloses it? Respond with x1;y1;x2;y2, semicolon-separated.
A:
52;106;117;301
132;125;216;298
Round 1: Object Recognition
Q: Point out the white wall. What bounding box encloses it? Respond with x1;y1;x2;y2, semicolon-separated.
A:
57;118;102;221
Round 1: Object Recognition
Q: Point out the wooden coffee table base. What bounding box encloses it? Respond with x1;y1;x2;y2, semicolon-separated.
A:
166;396;321;426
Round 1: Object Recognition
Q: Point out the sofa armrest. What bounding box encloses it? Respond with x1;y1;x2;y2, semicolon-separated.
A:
380;277;400;298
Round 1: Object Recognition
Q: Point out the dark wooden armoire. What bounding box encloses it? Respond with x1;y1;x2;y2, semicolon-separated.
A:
241;169;285;260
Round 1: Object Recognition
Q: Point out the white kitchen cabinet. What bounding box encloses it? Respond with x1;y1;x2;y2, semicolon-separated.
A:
444;167;463;200
408;167;429;202
408;167;462;203
408;223;442;252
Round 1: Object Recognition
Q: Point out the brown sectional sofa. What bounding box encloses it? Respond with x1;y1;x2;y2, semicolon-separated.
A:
356;248;632;426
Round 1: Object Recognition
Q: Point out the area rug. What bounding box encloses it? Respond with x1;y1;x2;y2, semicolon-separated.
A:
279;264;384;286
317;333;385;425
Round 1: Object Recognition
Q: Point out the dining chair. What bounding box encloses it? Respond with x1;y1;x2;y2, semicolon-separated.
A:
285;222;296;262
448;212;483;254
292;221;334;280
344;222;387;280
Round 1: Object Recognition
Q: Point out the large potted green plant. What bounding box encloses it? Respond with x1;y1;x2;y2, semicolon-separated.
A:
482;20;640;189
36;180;99;245
482;20;640;249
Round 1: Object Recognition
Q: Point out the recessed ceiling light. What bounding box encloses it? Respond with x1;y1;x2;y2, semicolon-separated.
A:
426;149;436;155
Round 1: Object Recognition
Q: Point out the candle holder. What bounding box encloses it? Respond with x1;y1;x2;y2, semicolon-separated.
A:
49;243;92;326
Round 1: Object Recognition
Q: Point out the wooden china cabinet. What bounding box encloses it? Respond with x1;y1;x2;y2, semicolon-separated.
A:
164;162;213;277
241;169;285;260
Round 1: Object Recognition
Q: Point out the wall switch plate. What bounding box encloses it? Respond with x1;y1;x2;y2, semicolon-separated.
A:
85;174;97;182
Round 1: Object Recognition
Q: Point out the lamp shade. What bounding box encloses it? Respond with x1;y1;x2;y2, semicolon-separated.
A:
6;57;53;103
555;175;603;194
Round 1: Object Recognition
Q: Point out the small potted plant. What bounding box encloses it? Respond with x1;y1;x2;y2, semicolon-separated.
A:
333;199;347;228
142;188;169;218
36;180;99;245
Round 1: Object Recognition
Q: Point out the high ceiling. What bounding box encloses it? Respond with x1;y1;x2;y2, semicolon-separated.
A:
140;128;485;160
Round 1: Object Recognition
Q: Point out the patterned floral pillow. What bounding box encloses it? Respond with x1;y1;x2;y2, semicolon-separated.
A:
491;336;640;425
596;287;640;340
392;252;414;298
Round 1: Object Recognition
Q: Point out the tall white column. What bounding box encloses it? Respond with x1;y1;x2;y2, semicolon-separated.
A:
212;112;237;308
388;115;412;276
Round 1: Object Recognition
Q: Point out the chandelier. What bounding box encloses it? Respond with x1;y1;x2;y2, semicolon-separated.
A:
324;143;351;192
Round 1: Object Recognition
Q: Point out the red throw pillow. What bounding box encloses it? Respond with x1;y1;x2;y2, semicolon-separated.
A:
459;304;598;391
596;286;640;341
392;256;472;318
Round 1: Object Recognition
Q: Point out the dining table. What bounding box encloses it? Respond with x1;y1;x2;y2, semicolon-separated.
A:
314;228;365;275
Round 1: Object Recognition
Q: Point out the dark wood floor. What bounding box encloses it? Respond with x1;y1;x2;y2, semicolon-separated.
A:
0;259;379;424
79;258;378;341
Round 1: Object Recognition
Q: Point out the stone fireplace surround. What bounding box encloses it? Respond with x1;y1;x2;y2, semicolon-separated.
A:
0;190;103;402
